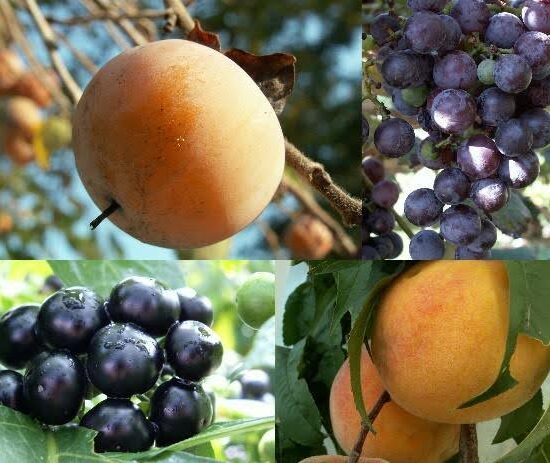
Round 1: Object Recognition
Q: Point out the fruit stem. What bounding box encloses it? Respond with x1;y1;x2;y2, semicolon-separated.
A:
459;424;479;463
347;390;391;463
90;200;121;230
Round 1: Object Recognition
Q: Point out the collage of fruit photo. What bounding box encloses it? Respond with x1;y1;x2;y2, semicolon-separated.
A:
0;0;549;462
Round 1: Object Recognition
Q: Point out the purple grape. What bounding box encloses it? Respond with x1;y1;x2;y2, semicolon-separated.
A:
514;31;550;79
374;118;415;158
522;0;550;33
457;134;501;180
409;230;445;260
417;137;455;169
470;178;510;213
477;59;496;85
366;207;396;235
520;108;550;148
434;167;471;204
371;13;401;46
404;188;444;226
450;0;491;34
372;180;400;208
494;54;532;94
440;204;482;245
392;89;420;116
494;119;533;157
405;11;447;54
362;157;385;183
477;87;516;127
370;236;395;259
381;51;434;89
362;116;369;143
440;15;463;52
385;232;404;259
417;108;445;138
455;247;491;259
408;0;448;11
362;245;382;260
526;76;550;107
485;13;526;49
431;89;476;134
498;150;540;188
433;51;477;90
467;218;497;252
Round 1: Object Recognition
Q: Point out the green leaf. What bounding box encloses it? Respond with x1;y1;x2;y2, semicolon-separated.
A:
308;261;366;275
150;452;221;462
282;281;316;346
274;345;325;449
493;389;544;445
332;264;372;330
48;261;185;297
243;316;275;369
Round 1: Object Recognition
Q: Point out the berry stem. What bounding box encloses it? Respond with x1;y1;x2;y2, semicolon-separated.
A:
90;200;121;230
347;390;391;463
459;424;479;463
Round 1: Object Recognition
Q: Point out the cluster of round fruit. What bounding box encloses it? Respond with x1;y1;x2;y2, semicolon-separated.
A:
363;0;550;260
0;48;70;166
0;276;222;453
362;152;403;259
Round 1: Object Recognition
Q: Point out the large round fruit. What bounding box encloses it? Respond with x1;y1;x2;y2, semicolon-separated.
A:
24;351;86;425
175;287;213;327
371;261;550;424
149;377;213;446
165;320;223;382
36;286;108;353
236;272;275;329
80;398;155;452
0;304;41;369
106;277;180;336
86;323;164;397
330;348;459;463
73;39;285;249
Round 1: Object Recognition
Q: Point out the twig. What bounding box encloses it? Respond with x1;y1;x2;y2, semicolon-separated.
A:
285;139;362;227
257;220;284;259
163;0;194;33
46;9;170;25
55;30;98;74
23;0;83;105
282;179;357;257
347;391;391;463
0;1;72;112
459;424;479;463
79;0;132;50
92;0;148;46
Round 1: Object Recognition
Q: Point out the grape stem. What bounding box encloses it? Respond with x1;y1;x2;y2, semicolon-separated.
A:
459;424;479;463
347;390;391;463
90;200;121;230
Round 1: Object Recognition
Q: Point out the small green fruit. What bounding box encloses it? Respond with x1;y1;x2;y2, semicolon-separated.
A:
236;272;275;330
258;428;276;463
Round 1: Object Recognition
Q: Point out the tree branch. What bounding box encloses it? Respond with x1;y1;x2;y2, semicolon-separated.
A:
348;391;391;463
285;139;362;227
46;9;170;26
163;0;194;33
23;0;83;105
460;424;479;463
79;0;132;50
55;30;99;74
92;0;148;46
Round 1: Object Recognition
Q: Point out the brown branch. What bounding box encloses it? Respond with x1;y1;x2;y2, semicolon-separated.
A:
24;0;83;105
282;179;357;257
92;0;148;46
459;424;479;463
0;1;71;112
79;0;131;50
46;9;170;26
285;139;362;227
163;0;194;33
55;30;98;74
348;391;391;463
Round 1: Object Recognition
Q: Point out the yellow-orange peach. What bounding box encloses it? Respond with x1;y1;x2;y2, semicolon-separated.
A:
12;71;54;108
285;215;334;259
3;97;41;138
73;39;284;248
372;261;550;424
299;457;388;463
0;50;24;92
330;348;459;463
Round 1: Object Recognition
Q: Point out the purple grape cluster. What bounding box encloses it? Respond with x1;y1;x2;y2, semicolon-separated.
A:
363;0;550;260
361;157;404;259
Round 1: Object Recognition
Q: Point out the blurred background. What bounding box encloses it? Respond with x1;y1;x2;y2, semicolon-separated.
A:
0;0;360;259
363;0;550;259
0;259;275;462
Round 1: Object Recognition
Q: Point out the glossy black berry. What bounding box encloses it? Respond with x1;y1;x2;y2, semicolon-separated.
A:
80;398;155;452
149;378;213;446
24;351;86;425
36;287;109;353
86;323;164;397
0;305;42;369
175;288;214;327
0;370;27;413
239;369;271;400
106;277;180;336
165;321;223;382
